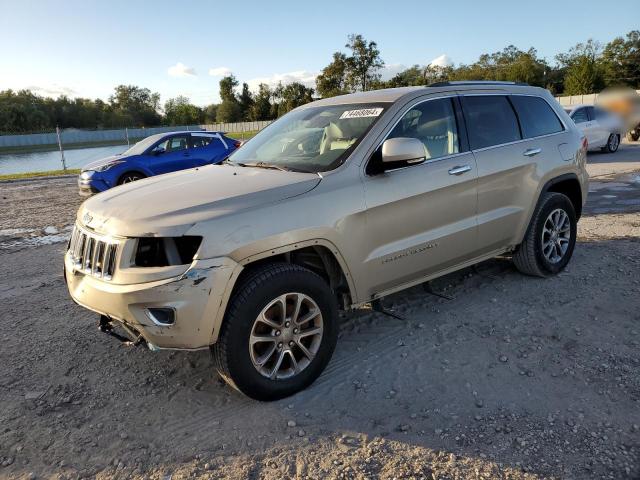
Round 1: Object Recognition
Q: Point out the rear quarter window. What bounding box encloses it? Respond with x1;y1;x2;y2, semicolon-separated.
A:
461;96;521;150
510;96;564;138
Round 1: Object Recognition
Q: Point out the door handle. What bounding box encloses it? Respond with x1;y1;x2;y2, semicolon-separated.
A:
523;147;542;157
448;165;471;175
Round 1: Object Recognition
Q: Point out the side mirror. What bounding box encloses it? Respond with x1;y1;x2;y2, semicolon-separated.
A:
381;137;425;165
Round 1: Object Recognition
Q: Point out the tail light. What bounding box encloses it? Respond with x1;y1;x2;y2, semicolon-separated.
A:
234;140;243;149
581;136;588;151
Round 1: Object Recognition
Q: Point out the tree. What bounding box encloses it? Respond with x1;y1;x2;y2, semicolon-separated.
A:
164;96;203;125
109;85;161;126
216;75;242;122
344;34;384;91
556;40;604;95
203;104;218;123
601;30;640;88
238;83;255;121
272;82;314;117
316;52;349;98
249;83;273;121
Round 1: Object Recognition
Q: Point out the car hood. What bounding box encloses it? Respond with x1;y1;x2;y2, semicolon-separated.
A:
82;154;128;171
78;164;321;237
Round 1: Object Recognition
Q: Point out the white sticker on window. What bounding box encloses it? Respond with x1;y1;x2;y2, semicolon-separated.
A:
339;108;383;120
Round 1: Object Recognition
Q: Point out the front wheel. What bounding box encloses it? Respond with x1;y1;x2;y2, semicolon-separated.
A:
513;192;577;277
212;263;338;401
118;172;146;185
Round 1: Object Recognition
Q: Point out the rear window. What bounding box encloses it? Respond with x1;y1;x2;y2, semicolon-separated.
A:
461;96;521;150
510;95;564;138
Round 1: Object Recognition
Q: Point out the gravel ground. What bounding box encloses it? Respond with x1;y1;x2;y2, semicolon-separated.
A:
0;145;639;480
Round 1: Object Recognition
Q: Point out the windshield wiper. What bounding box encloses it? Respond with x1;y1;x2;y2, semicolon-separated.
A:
243;162;291;172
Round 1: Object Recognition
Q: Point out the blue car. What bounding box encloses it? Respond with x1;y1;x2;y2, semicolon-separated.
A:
78;131;240;195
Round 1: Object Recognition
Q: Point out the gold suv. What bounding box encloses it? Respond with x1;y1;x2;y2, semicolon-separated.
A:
65;82;588;400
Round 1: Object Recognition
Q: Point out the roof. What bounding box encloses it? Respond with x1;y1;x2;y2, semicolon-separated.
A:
304;82;545;108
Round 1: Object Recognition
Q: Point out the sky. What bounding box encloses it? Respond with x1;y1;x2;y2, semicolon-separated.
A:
0;0;637;107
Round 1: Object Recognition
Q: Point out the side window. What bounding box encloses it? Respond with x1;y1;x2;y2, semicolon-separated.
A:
585;106;596;121
387;98;459;160
461;96;521;150
155;135;189;152
510;95;563;138
594;107;608;120
571;108;589;124
190;134;214;149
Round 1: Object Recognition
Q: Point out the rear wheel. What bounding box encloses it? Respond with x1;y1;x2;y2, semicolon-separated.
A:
603;133;620;153
212;263;338;401
118;172;146;185
513;192;577;277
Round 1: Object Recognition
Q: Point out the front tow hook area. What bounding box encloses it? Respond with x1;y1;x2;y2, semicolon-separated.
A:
99;315;146;347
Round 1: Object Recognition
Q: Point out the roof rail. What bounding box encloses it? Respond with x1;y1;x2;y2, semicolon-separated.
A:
428;81;530;87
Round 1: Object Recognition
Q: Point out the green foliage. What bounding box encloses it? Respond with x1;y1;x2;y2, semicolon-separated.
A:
600;30;640;88
271;82;314;117
316;52;350;98
238;83;255;121
556;39;604;95
316;34;384;98
164;96;203;125
249;84;274;121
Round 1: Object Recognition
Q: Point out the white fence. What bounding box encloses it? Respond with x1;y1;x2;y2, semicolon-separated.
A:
0;120;273;149
555;90;640;107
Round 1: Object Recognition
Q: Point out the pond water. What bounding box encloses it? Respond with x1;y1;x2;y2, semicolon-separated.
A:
0;145;128;175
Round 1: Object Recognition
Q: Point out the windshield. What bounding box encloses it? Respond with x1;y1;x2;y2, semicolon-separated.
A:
122;133;165;156
227;103;389;172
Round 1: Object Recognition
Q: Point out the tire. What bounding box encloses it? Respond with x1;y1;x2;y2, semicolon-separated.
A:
212;262;338;401
604;133;620;153
118;172;146;185
513;192;577;277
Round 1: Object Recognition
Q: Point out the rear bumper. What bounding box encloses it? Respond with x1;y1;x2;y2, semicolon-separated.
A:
65;251;238;349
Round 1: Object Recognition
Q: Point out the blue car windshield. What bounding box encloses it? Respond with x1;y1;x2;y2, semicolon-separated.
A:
122;133;165;156
227;103;388;173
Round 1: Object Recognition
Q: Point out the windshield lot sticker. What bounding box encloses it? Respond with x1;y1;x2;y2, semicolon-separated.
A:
340;108;383;119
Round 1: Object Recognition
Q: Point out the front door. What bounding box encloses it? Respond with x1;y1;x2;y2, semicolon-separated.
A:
149;134;194;174
360;96;478;298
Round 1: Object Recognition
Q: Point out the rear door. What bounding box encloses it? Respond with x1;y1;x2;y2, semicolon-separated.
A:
571;107;598;147
460;93;566;253
188;133;216;166
360;96;478;297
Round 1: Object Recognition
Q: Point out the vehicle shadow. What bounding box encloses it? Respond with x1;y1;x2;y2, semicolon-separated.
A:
120;237;638;479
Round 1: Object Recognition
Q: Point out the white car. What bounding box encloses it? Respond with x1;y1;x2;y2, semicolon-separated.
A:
564;104;623;153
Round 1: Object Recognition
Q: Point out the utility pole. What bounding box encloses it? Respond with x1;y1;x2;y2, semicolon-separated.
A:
125;127;130;147
56;125;67;171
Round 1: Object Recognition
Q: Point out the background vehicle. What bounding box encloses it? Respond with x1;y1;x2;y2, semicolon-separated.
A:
564;104;623;152
66;82;588;400
78;131;240;195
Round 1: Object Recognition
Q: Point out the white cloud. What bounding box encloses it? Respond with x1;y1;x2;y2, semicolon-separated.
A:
168;62;196;77
208;66;232;77
26;84;76;98
429;54;453;68
246;70;318;91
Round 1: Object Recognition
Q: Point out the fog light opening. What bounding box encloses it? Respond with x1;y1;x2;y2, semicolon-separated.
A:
145;307;176;326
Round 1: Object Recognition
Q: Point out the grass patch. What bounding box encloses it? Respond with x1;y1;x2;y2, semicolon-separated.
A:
0;169;80;181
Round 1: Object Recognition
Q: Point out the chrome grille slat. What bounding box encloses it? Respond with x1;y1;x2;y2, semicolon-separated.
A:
68;225;119;281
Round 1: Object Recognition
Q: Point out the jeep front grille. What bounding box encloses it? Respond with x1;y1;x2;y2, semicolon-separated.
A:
68;225;119;280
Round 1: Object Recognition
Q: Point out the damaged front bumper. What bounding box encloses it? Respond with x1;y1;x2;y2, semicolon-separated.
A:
65;253;239;349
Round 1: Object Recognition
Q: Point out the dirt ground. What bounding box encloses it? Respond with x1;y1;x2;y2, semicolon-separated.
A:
1;143;639;480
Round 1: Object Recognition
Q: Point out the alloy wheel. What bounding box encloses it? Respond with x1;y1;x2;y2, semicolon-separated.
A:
541;208;571;263
249;292;323;380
